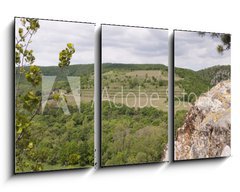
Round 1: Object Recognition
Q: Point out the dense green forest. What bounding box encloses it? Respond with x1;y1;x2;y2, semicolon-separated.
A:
15;64;94;172
16;103;94;172
197;65;230;86
102;63;168;72
102;101;168;166
16;64;94;90
175;65;230;102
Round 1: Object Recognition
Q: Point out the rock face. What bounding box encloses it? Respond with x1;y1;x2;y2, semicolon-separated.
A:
210;70;231;86
175;80;231;160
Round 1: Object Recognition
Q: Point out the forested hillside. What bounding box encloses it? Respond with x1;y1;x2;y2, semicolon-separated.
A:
15;64;94;172
197;65;230;86
102;101;168;166
102;63;168;72
175;64;230;102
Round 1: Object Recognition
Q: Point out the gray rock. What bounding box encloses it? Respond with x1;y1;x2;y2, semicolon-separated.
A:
221;145;231;157
175;80;231;160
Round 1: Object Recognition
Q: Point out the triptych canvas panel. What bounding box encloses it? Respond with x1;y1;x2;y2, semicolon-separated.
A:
15;18;95;172
14;17;231;173
101;25;168;166
174;30;231;161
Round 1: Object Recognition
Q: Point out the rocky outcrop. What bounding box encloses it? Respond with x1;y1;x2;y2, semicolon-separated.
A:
175;80;231;160
210;70;231;86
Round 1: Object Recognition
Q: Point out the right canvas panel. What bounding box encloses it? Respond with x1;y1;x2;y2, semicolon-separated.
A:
174;30;231;161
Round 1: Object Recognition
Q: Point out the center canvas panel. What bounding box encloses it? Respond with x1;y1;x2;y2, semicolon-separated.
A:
15;18;95;173
101;24;168;167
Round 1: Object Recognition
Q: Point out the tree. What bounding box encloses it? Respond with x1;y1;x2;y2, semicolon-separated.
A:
198;32;231;54
15;18;41;149
15;18;75;172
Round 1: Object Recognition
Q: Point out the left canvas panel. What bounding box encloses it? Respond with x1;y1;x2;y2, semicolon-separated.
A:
15;18;95;173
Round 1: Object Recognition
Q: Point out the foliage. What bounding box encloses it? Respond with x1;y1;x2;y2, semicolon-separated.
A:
197;65;231;86
102;63;168;73
175;65;230;102
58;43;75;68
15;18;82;172
16;103;94;172
101;101;168;166
15;18;42;158
198;32;231;54
102;64;168;92
174;110;188;139
175;67;209;102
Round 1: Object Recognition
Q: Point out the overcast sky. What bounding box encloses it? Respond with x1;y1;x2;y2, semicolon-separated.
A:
102;25;168;65
15;18;95;66
175;30;231;71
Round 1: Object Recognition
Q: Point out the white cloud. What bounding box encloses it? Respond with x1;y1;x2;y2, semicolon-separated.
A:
15;18;95;66
175;30;231;71
102;25;168;65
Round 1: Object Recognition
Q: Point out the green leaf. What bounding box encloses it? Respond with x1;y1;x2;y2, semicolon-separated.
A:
19;28;23;34
58;43;75;68
17;128;23;134
67;43;73;49
28;142;33;149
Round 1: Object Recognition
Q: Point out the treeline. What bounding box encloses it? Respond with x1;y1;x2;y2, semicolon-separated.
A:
175;67;209;102
101;101;168;166
16;64;94;94
102;63;168;73
197;65;230;86
16;64;94;84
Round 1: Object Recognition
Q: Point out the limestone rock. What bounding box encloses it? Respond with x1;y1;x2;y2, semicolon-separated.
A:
221;145;231;157
175;80;231;160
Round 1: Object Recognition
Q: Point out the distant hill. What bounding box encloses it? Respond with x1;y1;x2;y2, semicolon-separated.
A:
36;64;94;81
16;64;230;101
16;64;94;91
16;63;168;79
174;65;230;102
102;63;168;72
197;65;231;86
16;64;94;85
40;64;94;76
